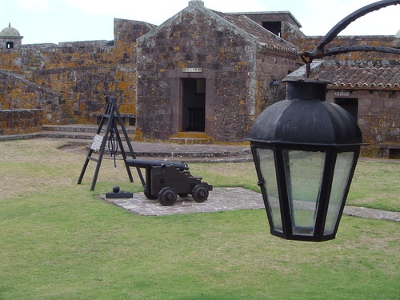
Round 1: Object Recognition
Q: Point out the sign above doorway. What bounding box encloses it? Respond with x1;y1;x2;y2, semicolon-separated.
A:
182;68;203;73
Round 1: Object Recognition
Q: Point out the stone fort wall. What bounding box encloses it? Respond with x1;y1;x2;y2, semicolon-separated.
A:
0;19;153;134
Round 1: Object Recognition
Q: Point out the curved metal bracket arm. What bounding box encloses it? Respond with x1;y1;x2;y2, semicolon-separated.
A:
307;45;400;59
300;0;400;76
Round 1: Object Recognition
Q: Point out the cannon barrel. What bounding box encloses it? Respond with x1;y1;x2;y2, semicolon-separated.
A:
125;159;189;171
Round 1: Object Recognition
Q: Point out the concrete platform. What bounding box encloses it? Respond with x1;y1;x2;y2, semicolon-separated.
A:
102;187;400;222
103;187;264;216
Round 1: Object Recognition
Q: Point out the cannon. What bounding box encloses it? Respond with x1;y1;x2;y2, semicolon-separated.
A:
125;159;213;206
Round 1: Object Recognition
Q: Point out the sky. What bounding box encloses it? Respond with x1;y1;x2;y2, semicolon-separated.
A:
1;0;400;45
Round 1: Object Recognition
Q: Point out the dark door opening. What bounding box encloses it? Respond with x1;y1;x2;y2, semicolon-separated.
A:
6;42;14;49
334;98;359;122
182;78;206;132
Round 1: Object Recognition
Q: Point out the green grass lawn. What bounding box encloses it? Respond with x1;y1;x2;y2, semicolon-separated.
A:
0;140;399;299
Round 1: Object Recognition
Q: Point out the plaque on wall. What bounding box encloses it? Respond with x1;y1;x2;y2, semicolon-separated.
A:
182;68;203;73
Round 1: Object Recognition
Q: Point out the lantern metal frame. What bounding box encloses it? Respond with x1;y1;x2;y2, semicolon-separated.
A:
251;143;361;241
248;0;400;241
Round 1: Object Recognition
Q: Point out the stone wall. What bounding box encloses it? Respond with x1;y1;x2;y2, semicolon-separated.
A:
31;64;137;123
298;35;398;61
255;49;296;115
326;89;400;156
240;12;301;29
0;70;73;124
0;19;154;133
0;109;42;135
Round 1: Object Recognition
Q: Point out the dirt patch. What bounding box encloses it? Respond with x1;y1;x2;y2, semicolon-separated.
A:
57;141;88;154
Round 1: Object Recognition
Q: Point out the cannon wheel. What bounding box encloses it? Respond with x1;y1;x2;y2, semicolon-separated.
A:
158;187;177;206
192;184;209;203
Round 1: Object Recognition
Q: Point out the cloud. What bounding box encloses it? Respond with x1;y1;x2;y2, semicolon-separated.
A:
17;0;53;11
205;0;275;13
61;0;186;24
59;0;400;34
61;0;282;25
296;0;400;36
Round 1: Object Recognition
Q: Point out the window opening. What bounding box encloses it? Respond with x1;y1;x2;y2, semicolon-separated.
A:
262;21;282;37
334;98;359;122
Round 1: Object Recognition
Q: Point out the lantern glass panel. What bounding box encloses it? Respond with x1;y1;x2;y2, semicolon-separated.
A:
324;151;356;235
256;148;282;232
283;150;325;236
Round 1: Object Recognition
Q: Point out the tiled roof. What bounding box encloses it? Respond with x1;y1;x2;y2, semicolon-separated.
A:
215;12;297;56
289;60;400;89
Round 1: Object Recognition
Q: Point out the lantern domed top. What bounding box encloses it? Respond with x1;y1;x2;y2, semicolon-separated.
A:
249;78;362;148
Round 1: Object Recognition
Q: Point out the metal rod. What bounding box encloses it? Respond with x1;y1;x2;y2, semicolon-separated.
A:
300;0;400;77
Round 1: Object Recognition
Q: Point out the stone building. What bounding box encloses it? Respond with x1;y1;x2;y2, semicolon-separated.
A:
290;34;400;157
135;0;297;142
288;59;400;157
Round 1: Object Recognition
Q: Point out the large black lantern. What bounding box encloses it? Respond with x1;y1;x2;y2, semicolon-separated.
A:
248;0;400;242
248;78;362;241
